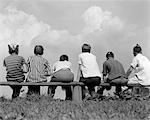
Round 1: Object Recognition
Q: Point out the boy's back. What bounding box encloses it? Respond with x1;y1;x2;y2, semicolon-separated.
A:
52;61;72;73
131;53;150;85
78;52;101;78
4;54;25;82
103;58;125;80
27;55;49;82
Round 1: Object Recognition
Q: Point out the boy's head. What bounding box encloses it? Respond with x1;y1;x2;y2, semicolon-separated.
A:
133;44;142;56
8;44;19;55
82;44;91;53
106;51;114;60
60;55;69;61
34;45;44;55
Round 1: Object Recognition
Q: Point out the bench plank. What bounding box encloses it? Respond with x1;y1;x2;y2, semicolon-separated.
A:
0;81;150;87
0;81;84;103
0;81;149;103
0;81;85;86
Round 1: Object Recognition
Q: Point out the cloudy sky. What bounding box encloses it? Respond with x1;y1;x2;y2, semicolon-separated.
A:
0;0;149;97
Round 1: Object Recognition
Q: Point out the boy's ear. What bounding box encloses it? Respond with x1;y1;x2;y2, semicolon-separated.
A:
8;45;11;49
16;45;19;49
8;45;12;51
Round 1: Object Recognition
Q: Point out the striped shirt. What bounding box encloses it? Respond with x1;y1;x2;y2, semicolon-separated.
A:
26;55;51;82
3;54;25;82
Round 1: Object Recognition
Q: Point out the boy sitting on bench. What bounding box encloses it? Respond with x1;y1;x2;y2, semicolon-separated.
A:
125;44;150;96
97;51;128;98
77;44;102;99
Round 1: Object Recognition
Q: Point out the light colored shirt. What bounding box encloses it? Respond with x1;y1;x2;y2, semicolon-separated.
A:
52;61;72;73
130;53;150;85
78;52;102;78
26;55;50;82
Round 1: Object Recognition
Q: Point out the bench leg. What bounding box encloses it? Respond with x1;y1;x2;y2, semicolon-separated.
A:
73;85;82;103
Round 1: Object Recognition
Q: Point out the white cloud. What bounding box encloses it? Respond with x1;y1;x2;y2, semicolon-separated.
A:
0;6;50;46
0;6;80;98
0;4;149;98
82;6;124;34
33;30;72;46
0;6;79;51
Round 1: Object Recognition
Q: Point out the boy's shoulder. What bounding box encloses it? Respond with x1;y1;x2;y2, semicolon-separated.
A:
39;56;49;63
28;55;48;61
5;54;24;60
27;55;34;60
18;55;25;59
103;60;110;66
105;59;119;64
132;54;143;61
4;55;11;59
79;52;95;57
54;61;71;65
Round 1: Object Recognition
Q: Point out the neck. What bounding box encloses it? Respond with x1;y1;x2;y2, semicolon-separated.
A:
11;53;17;55
134;52;142;57
36;54;42;57
107;57;114;60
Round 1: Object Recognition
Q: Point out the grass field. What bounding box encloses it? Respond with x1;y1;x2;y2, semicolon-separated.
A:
0;94;150;120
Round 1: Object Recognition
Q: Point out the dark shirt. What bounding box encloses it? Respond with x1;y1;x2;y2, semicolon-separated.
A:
103;58;125;80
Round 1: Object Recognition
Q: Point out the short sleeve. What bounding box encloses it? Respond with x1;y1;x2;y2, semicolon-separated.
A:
52;64;56;72
68;61;73;72
27;56;31;65
69;62;72;68
45;60;49;66
45;59;51;69
44;60;50;68
130;57;138;69
78;54;82;65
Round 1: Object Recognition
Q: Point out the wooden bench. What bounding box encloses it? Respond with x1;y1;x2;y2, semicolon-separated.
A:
0;81;84;103
0;81;149;103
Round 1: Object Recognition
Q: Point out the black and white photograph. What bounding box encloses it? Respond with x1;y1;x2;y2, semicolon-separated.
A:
0;0;149;119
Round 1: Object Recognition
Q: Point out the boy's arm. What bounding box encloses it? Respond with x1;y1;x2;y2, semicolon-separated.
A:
125;57;137;78
69;62;73;73
51;63;56;74
125;66;134;79
3;60;6;67
22;58;29;73
45;60;52;76
102;62;108;82
47;64;52;76
76;65;81;82
23;62;29;73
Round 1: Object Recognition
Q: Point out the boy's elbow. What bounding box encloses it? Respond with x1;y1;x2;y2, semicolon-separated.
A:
23;69;28;73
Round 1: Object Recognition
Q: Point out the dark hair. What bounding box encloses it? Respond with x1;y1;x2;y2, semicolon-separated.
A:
133;44;142;53
34;45;44;55
8;45;19;55
82;44;91;53
60;55;69;61
106;51;114;59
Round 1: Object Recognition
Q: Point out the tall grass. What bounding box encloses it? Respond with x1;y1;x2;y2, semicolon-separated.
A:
0;95;150;120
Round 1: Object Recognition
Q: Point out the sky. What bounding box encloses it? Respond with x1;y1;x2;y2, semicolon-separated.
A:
0;0;149;98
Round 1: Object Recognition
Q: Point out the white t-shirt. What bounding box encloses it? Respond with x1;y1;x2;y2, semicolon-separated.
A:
130;53;150;85
78;52;102;78
52;61;72;73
